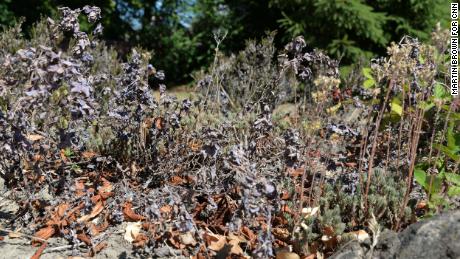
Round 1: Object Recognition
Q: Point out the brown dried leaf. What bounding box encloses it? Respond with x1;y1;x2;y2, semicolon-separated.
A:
188;139;202;152
27;134;45;142
169;176;184;185
273;227;290;241
90;242;108;256
287;167;304;177
345;162;357;168
242;226;256;244
160;205;172;214
273;216;288;226
90;194;101;203
75;180;85;197
168;232;183;249
82;151;97;159
99;177;113;193
416;200;428;210
123;202;146;221
180;232;197;246
77;233;92;245
33;226;55;245
280;191;291;200
207;233;226;251
8;231;22;238
67;202;85;220
89;220;109;236
275;251;300;259
154;117;165;130
228;233;245;256
77;201;104;223
32;154;42;162
31;242;47;259
133;233;149;248
56;203;70;218
281;204;292;214
322;226;335;236
191;254;207;259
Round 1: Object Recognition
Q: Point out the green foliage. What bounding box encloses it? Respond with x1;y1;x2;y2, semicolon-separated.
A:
0;19;25;55
362;67;375;89
434;122;460;163
0;0;14;27
414;168;460;211
298;169;409;245
270;0;448;63
414;117;460;212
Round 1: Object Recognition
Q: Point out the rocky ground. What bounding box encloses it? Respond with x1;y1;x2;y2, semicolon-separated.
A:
331;210;460;259
2;176;459;259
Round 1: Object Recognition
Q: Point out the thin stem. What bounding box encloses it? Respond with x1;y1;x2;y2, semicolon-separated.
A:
364;78;394;210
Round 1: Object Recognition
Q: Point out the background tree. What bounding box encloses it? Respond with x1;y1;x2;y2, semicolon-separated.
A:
0;0;450;85
270;0;449;63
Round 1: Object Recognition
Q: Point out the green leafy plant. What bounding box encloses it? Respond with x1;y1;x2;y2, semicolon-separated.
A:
434;122;460;163
361;67;376;89
414;168;460;209
414;121;460;210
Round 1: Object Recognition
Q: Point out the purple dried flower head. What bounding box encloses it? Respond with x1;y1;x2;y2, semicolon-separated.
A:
284;129;301;166
326;123;358;137
197;75;212;89
229;145;247;166
181;99;192;112
281;38;339;83
58;7;81;33
298;66;312;81
72;32;90;56
111;209;124;223
17;48;36;60
81;53;94;64
71;77;91;97
169;113;180;128
285;36;306;55
253;117;273;135
201;144;220;159
159;84;166;95
92;23;103;36
155;70;165;81
82;6;101;24
253;226;275;257
263;182;276;199
147;64;155;76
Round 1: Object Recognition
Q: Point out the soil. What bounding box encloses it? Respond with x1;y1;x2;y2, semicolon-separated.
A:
0;178;131;259
0;225;132;259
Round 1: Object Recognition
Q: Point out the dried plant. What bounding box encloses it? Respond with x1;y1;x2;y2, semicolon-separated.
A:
0;6;458;259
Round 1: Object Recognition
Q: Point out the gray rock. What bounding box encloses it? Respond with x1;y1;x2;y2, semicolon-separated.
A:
396;210;460;259
331;210;460;259
371;230;400;258
331;241;366;259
